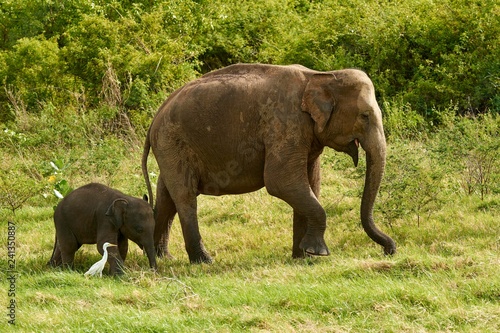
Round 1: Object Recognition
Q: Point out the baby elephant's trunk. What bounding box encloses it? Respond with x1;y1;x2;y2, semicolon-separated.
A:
144;244;157;270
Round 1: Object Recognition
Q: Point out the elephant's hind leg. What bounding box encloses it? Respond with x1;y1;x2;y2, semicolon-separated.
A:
176;194;212;263
166;177;212;263
56;221;80;268
48;239;63;267
60;243;81;269
154;176;177;259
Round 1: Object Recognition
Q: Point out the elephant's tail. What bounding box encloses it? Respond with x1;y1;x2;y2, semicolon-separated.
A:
142;126;154;209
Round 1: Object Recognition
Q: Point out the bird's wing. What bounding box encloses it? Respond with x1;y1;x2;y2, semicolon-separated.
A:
84;260;105;276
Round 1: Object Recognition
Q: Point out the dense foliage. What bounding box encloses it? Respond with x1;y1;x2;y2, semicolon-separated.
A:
1;0;498;127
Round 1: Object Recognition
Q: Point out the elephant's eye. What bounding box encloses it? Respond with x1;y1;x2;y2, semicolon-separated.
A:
135;226;144;233
361;113;370;122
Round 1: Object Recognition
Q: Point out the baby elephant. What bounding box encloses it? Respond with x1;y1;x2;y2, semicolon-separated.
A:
48;183;157;275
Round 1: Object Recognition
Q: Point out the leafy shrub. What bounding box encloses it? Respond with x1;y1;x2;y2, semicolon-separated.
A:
276;0;499;118
382;100;427;141
0;37;79;121
0;152;45;214
378;141;446;227
0;167;39;215
195;0;295;71
462;151;498;200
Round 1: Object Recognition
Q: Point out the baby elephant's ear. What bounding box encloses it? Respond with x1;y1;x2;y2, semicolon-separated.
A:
105;198;129;229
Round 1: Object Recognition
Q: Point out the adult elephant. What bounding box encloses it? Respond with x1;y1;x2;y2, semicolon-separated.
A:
142;63;396;263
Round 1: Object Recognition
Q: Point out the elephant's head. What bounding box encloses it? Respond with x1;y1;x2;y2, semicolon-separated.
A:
106;198;158;269
301;69;396;255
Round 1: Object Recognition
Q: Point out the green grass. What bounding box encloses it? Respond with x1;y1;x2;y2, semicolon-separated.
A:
1;139;500;332
2;110;500;332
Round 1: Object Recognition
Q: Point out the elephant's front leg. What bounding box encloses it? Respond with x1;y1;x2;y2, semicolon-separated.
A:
107;246;125;275
291;207;328;257
281;195;328;256
265;154;329;257
154;177;176;259
297;203;329;256
292;157;323;258
117;234;129;262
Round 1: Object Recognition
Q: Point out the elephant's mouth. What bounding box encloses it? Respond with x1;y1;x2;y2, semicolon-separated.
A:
346;139;359;167
332;138;359;167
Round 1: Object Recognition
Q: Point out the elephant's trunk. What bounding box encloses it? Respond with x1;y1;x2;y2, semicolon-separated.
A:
144;244;158;270
360;130;396;255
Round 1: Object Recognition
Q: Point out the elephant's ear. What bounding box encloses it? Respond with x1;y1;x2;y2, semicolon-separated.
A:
105;198;129;229
301;73;336;133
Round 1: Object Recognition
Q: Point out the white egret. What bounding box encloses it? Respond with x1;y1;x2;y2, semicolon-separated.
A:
53;189;64;199
84;242;117;277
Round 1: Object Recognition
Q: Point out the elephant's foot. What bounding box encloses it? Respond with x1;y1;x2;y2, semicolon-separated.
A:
292;248;307;259
109;264;126;276
110;269;125;276
47;258;62;267
299;234;330;256
188;249;213;264
155;236;175;259
62;262;75;269
156;247;175;260
187;239;213;264
164;252;175;260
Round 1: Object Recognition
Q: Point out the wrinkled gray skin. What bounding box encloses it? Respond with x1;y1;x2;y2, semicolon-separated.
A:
142;63;396;263
49;183;157;275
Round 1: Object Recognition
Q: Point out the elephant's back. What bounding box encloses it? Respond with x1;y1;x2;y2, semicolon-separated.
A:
201;63;309;79
54;183;121;223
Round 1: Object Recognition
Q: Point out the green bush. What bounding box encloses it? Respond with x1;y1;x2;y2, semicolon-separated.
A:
431;113;500;199
0;37;79;121
382;100;427;141
274;0;499;118
0;158;42;215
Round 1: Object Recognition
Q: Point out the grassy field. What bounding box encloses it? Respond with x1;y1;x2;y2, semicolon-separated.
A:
1;128;500;332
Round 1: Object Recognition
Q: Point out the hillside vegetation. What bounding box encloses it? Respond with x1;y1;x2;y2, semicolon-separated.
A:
1;0;499;332
1;0;498;124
